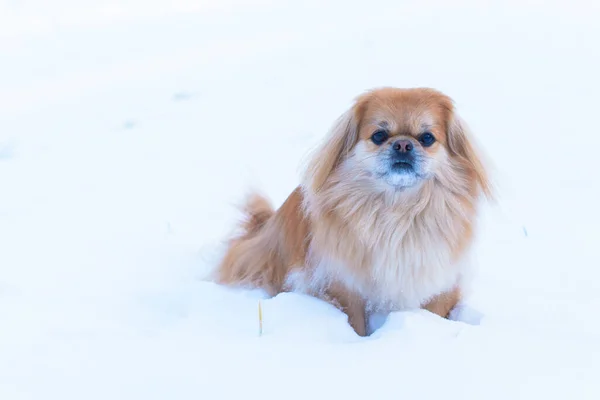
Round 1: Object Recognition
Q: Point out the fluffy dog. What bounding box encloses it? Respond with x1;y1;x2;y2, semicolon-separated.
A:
214;87;493;336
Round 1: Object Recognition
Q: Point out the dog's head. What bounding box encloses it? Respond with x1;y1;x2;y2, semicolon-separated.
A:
303;87;493;199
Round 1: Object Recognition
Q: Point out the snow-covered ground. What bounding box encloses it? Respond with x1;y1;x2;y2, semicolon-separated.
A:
1;0;600;398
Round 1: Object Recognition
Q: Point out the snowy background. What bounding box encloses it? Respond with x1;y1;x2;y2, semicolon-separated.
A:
1;0;600;398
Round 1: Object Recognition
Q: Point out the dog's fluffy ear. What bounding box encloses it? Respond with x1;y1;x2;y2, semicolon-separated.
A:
447;111;495;200
302;102;363;194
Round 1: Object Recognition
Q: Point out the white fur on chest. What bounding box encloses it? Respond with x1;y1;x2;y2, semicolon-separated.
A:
289;183;475;314
367;206;473;311
284;243;468;314
365;230;467;312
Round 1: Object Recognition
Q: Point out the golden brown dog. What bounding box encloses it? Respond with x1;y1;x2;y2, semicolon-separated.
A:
214;87;493;336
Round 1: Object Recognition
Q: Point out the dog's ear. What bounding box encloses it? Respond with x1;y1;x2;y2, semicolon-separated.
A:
447;111;495;200
302;101;363;194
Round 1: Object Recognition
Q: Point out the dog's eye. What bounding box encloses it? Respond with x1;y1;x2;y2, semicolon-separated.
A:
371;130;389;145
419;132;436;147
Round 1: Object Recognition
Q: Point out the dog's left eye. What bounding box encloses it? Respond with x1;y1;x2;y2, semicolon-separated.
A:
371;130;389;145
419;132;436;147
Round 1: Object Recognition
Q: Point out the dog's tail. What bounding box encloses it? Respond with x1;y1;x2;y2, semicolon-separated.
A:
214;192;280;295
239;192;275;235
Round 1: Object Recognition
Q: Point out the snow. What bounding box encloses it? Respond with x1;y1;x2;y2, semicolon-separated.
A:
1;0;600;398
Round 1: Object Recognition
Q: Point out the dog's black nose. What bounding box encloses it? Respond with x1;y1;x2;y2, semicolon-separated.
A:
392;139;413;153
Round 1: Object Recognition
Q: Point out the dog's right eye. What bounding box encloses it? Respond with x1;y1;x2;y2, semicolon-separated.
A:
371;130;389;145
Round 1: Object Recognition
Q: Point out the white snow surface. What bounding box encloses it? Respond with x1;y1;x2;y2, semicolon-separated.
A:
1;0;600;399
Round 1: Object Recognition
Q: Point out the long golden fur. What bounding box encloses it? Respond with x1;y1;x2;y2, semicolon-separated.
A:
214;87;493;336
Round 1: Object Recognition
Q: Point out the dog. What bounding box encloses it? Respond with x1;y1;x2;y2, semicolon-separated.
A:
214;87;493;336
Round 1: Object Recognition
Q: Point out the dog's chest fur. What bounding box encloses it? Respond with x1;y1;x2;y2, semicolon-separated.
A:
364;209;468;311
294;182;475;313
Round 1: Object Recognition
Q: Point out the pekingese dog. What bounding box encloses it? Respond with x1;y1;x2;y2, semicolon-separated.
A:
214;87;493;336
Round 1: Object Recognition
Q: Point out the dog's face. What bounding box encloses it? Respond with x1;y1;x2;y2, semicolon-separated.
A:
304;87;491;198
350;89;453;190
